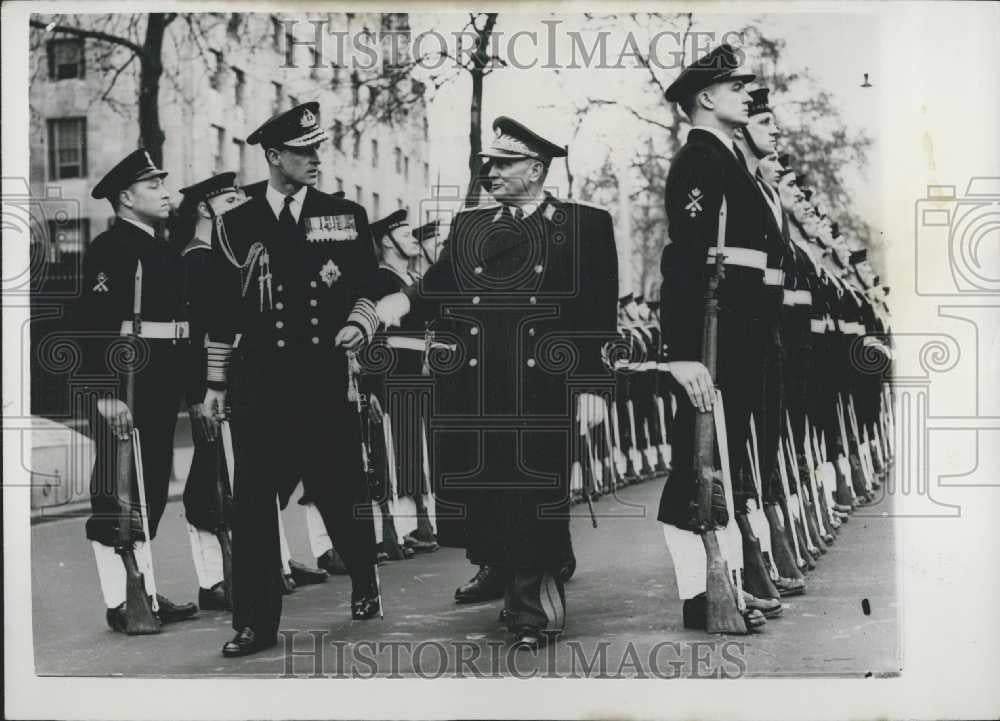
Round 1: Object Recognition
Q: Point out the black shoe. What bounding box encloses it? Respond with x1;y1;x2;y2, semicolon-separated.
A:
154;595;198;624
403;533;439;553
198;582;230;611
317;549;349;575
774;577;806;597
454;565;507;604
498;608;512;628
557;557;576;584
222;627;277;658
289;559;328;586
351;593;381;620
106;604;129;633
280;572;296;595
511;629;550;651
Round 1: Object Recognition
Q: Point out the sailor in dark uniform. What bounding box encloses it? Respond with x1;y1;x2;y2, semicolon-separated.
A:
200;103;384;657
348;116;619;650
657;44;783;629
78;149;198;632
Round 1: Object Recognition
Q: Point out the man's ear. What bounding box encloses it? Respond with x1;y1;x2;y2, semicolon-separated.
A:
117;188;133;209
197;200;212;220
265;147;281;167
697;88;715;112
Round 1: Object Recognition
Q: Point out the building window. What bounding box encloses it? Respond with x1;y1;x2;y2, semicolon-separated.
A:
372;192;380;218
271;82;283;114
332;121;343;151
209;49;224;90
352;131;361;160
47;118;87;179
212;124;225;172
355;185;363;203
403;156;410;181
232;138;246;183
232;67;245;107
394;147;402;173
371;139;379;169
47;38;85;80
397;197;404;209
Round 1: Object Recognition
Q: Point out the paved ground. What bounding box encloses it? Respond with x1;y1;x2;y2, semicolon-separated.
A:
31;477;898;678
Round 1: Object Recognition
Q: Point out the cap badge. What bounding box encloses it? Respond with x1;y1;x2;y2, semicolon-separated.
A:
319;259;341;287
685;187;703;218
92;272;109;293
300;108;317;128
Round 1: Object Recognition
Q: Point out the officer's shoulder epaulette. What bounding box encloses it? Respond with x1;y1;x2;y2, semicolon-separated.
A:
181;239;212;257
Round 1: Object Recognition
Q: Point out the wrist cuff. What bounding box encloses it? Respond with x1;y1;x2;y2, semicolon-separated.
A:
206;341;233;386
347;298;379;343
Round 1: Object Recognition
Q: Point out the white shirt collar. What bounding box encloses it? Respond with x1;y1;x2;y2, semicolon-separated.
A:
379;262;417;286
120;216;156;238
691;125;739;157
265;183;309;223
493;191;547;222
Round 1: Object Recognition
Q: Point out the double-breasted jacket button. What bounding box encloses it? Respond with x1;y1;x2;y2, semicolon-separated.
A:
275;301;284;310
526;358;536;368
470;327;479;336
276;339;286;348
534;265;543;274
276;284;284;292
469;358;478;367
311;337;320;344
529;296;537;305
528;327;535;336
275;320;284;329
309;299;318;307
472;296;480;304
310;318;319;326
474;266;483;275
310;280;317;288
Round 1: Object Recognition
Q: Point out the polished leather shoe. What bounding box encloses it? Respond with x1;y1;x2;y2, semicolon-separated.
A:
774;576;806;597
317;548;349;575
106;604;129;633
498;608;512;627
280;573;296;594
222;627;277;658
681;594;765;632
403;533;439;553
198;582;230;611
351;594;381;620
511;629;550;651
743;591;783;619
154;595;198;624
454;565;507;604
289;559;328;586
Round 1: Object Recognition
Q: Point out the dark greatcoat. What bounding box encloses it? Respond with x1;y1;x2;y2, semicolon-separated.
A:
403;194;619;571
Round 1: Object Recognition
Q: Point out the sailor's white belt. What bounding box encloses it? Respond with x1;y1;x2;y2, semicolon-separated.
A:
705;247;768;272
764;268;785;286
613;360;658;371
383;336;457;352
810;319;827;333
783;290;813;306
826;316;835;331
841;321;865;335
120;320;189;339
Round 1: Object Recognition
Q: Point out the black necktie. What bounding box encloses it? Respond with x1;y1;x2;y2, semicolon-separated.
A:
732;143;748;169
511;206;523;221
279;194;296;232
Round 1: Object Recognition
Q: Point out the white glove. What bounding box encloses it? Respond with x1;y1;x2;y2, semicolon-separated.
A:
375;291;411;329
577;393;607;432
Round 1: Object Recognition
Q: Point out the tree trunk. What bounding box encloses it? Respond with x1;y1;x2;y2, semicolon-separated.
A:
138;14;169;165
463;13;498;208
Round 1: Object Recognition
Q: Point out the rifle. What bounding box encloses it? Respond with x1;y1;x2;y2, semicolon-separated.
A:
213;420;236;608
114;261;160;634
577;410;599;528
693;197;746;634
775;436;806;571
784;414;821;557
347;351;384;618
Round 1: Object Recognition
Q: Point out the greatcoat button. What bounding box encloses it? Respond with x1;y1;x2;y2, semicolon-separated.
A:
311;337;320;344
529;296;537;304
309;299;318;307
275;320;284;329
276;284;283;292
310;318;319;325
310;281;317;288
474;266;483;274
276;339;286;348
470;327;478;336
528;328;535;336
526;358;536;368
472;296;480;304
469;358;478;367
534;265;543;274
275;302;284;310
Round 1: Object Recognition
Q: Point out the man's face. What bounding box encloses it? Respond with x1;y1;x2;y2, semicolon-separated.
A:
205;189;246;218
706;80;752;127
270;143;322;186
122;175;171;222
758;153;781;186
777;173;798;211
745;111;779;155
487;156;543;204
384;225;421;260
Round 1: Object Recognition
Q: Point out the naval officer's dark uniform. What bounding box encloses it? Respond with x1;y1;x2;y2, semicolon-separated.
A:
204;104;382;651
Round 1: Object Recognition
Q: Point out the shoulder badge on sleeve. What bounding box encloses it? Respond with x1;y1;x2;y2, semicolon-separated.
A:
685;188;704;218
92;272;110;293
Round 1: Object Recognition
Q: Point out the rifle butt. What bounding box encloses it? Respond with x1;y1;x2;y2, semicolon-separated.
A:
765;503;805;581
118;549;161;634
701;530;747;635
735;513;780;600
